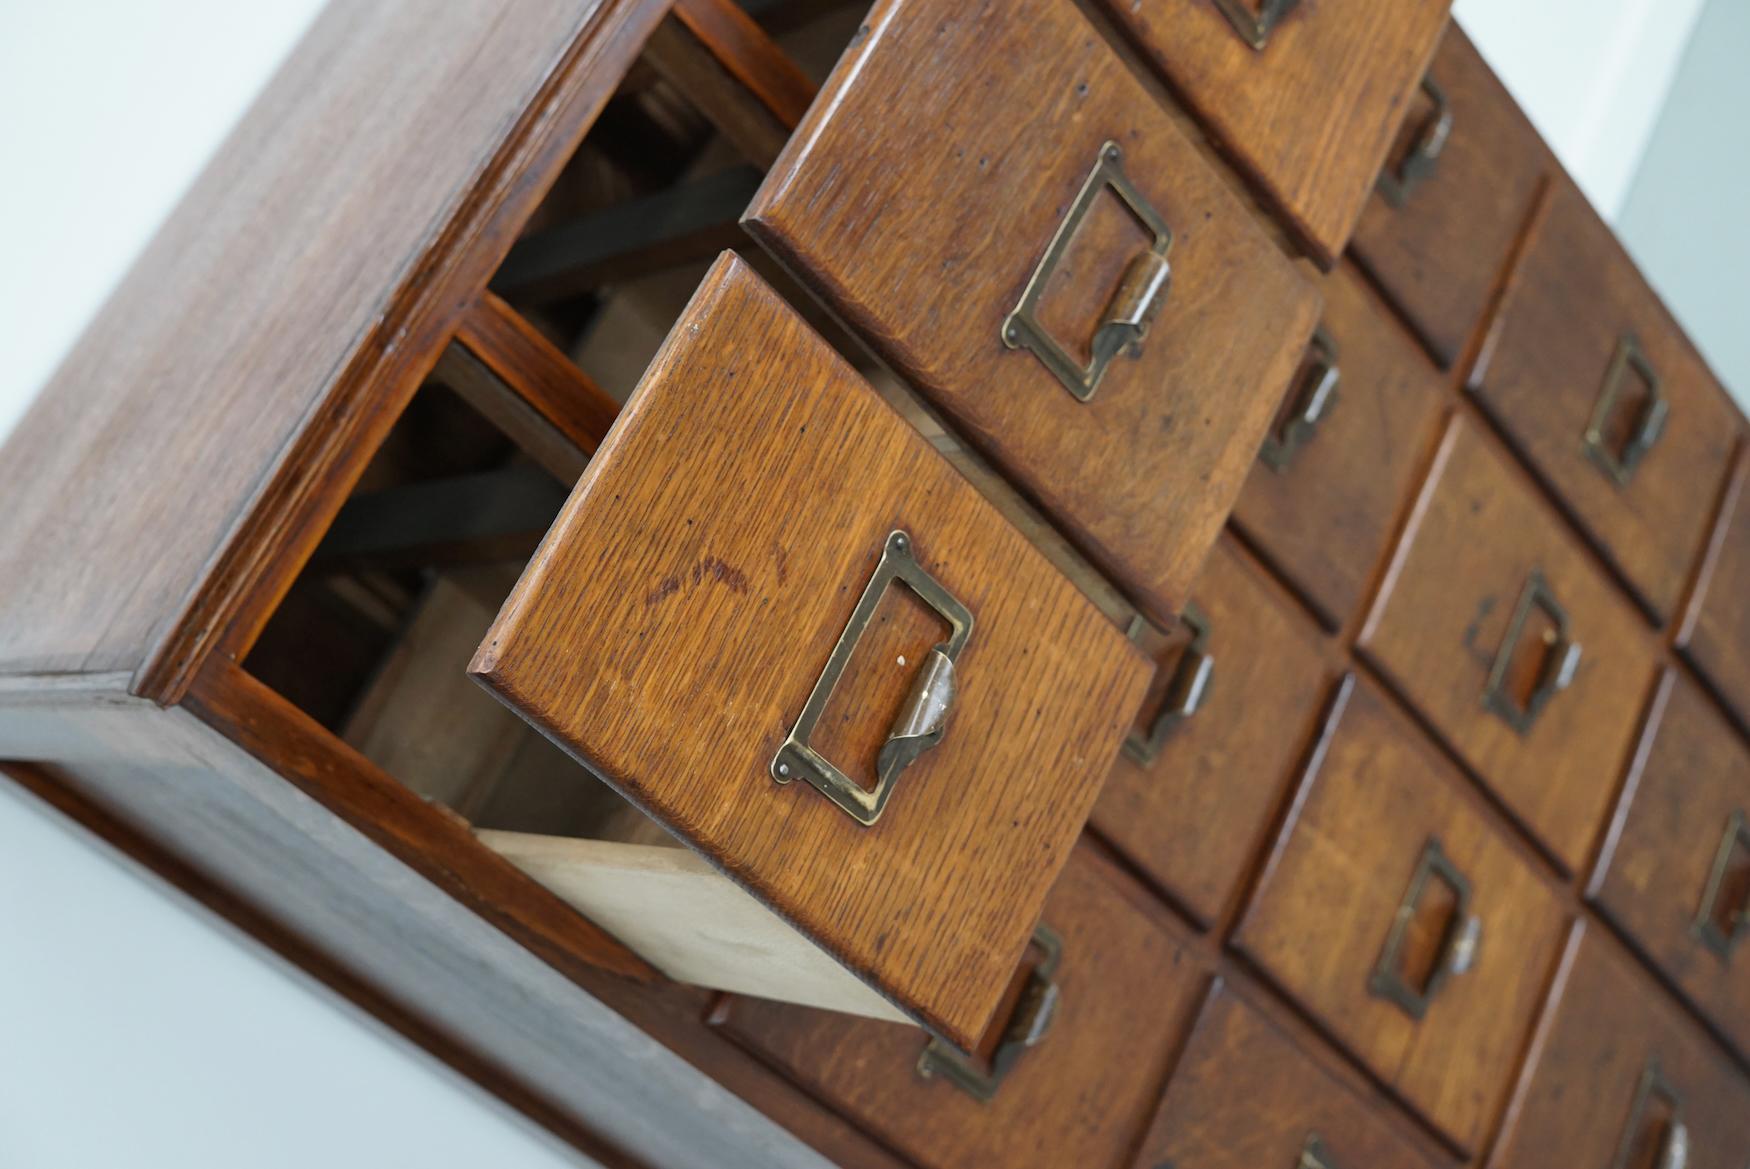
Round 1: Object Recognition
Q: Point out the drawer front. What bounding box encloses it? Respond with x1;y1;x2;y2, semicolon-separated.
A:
1681;449;1750;731
1097;0;1451;265
470;254;1152;1049
746;0;1320;627
1233;678;1568;1152
1591;670;1750;1057
1469;179;1739;621
1358;418;1660;872
1493;926;1750;1169
1350;24;1548;367
709;843;1207;1169
1233;264;1448;628
1091;536;1330;926
1135;983;1435;1169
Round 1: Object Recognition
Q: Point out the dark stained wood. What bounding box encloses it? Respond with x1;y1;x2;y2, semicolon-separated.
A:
1098;0;1452;266
1590;669;1750;1059
470;254;1152;1049
1679;447;1750;731
1490;925;1750;1169
1350;25;1549;367
708;842;1207;1169
643;13;792;168
1359;417;1662;873
1090;537;1332;927
1234;677;1569;1153
1469;178;1740;622
674;0;818;129
746;0;1320;627
1135;981;1438;1169
1232;263;1449;628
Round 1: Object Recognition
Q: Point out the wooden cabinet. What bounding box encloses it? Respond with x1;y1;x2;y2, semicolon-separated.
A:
1233;677;1568;1152
1360;417;1661;872
1591;669;1750;1059
747;0;1319;627
1680;448;1750;731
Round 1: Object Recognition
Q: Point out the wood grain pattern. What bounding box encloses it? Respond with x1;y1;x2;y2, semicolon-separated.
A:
1490;925;1750;1169
674;0;817;128
708;842;1207;1169
1349;24;1548;367
1100;0;1452;265
1469;178;1740;622
746;0;1320;626
1090;536;1332;927
1233;263;1448;628
1135;981;1437;1169
1359;417;1661;873
470;254;1152;1049
1589;669;1750;1059
1679;447;1750;731
1234;677;1568;1153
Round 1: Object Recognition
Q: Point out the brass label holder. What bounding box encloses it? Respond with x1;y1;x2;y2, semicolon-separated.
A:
772;530;972;826
1376;77;1453;207
917;924;1063;1101
1260;327;1341;472
1003;141;1173;403
1693;807;1750;960
1585;332;1668;487
1214;0;1300;51
1482;569;1582;735
1123;603;1215;765
1369;836;1482;1020
1609;1059;1689;1169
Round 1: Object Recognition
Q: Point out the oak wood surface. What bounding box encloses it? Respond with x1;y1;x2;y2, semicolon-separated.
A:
1232;263;1449;629
1589;669;1750;1060
1469;178;1740;623
1099;0;1452;266
1349;24;1548;367
1489;925;1750;1169
746;0;1320;627
1091;536;1333;927
1135;981;1437;1169
709;842;1208;1169
1234;677;1569;1153
1679;447;1750;732
471;253;1152;1049
1359;417;1662;873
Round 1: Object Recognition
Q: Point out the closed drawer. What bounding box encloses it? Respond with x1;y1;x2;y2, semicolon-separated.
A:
1492;925;1750;1169
1232;264;1448;628
1096;0;1451;265
1134;983;1436;1169
1233;677;1568;1152
1090;536;1330;926
745;0;1320;628
1350;24;1548;367
471;254;1152;1049
1469;179;1739;621
1680;448;1750;731
1591;669;1750;1059
708;842;1207;1169
1358;417;1660;872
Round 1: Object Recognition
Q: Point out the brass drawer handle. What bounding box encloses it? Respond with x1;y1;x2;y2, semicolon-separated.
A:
1370;837;1482;1020
1299;1134;1345;1169
1214;0;1300;50
1376;77;1453;207
772;530;973;825
1004;141;1173;403
917;924;1063;1101
1482;569;1582;735
1611;1060;1689;1169
1693;808;1750;959
1260;327;1341;472
1585;332;1668;487
1123;603;1215;765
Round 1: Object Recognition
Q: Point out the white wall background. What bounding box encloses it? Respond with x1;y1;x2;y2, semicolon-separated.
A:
0;2;1741;1167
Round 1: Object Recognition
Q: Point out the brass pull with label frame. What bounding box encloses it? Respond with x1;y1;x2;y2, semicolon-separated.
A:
772;530;972;826
1585;332;1668;487
1123;603;1215;765
1482;569;1582;735
917;924;1063;1102
1693;807;1750;959
1260;328;1341;472
1609;1060;1689;1169
1214;0;1300;50
1370;836;1482;1020
1377;76;1453;207
1003;141;1173;403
